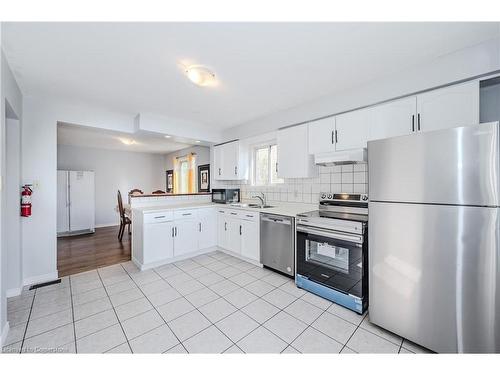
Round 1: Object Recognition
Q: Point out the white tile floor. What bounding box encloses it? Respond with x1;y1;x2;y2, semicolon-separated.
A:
2;250;433;354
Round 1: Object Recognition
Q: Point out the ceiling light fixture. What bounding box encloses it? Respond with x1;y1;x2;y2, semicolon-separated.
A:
120;138;136;146
195;140;201;143
164;135;172;138
185;65;216;87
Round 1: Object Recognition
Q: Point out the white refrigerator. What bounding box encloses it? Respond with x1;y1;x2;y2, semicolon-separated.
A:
57;170;95;236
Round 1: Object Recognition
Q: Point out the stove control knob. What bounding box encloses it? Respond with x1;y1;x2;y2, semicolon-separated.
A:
361;195;368;201
321;193;327;199
327;194;333;199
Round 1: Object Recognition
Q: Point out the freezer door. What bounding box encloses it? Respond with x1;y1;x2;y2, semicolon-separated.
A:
368;122;500;206
369;202;500;353
68;171;95;232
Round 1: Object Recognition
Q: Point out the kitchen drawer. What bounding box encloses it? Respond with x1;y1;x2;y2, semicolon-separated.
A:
144;211;173;224
239;210;260;222
174;209;199;220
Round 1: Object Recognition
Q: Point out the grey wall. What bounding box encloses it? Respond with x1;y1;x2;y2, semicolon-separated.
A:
164;145;210;191
57;144;166;226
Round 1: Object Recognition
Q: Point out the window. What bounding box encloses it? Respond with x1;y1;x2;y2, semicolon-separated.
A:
253;144;283;186
173;153;196;194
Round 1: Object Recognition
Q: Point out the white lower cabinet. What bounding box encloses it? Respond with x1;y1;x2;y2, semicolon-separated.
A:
173;218;199;257
240;219;260;261
133;207;220;270
227;216;242;255
143;220;174;265
216;209;260;263
198;208;217;249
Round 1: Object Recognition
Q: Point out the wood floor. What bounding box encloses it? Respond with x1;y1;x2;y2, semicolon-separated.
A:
57;226;131;277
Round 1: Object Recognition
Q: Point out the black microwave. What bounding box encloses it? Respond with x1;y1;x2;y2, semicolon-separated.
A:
212;189;240;204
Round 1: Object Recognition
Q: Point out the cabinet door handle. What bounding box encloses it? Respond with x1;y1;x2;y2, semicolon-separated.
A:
275;162;278;173
174;227;177;237
239;225;242;235
411;115;415;132
199;222;202;232
224;222;227;231
331;130;334;144
234;166;238;175
417;113;421;131
218;168;221;176
335;130;338;143
172;227;174;237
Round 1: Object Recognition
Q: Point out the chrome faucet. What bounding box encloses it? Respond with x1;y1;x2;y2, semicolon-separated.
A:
252;192;266;208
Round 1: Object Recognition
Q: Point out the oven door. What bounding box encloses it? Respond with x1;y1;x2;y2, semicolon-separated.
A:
296;225;366;299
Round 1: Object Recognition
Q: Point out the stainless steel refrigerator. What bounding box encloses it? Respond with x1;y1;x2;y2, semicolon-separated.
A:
368;121;500;353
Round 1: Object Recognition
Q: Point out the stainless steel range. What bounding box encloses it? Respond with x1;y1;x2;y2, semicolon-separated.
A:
295;193;368;314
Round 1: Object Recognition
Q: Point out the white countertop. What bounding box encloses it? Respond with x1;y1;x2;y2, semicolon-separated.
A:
132;201;316;217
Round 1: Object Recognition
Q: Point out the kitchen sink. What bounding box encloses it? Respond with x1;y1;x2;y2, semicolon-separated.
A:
248;204;274;208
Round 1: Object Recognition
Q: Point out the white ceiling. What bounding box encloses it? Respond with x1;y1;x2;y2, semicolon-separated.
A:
4;22;500;130
57;122;194;154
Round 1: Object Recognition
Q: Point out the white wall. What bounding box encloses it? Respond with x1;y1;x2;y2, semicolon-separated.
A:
57;144;166;227
164;145;211;192
225;37;500;140
1;41;24;343
5;119;21;296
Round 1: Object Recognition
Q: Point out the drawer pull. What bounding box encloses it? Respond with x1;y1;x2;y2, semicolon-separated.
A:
182;213;192;216
154;216;166;219
230;212;237;215
246;214;253;217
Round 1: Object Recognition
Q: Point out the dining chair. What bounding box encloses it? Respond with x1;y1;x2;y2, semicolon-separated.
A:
152;190;166;194
117;190;132;241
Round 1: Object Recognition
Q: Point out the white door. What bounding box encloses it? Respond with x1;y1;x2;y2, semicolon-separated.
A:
174;218;199;257
368;96;417;141
214;145;224;180
227;217;241;255
277;124;317;178
335;107;370;151
198;208;217;250
143;221;174;264
217;211;228;249
416;80;479;133
308;117;336;154
222;141;239;179
69;171;95;232
57;171;69;233
240;220;260;262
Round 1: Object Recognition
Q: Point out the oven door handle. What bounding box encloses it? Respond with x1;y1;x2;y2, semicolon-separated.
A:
297;225;363;244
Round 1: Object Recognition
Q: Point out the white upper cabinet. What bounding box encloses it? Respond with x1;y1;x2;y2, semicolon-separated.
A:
416;80;479;133
335;107;370;151
308;117;336;154
368;96;417;141
277;124;318;178
213;140;248;180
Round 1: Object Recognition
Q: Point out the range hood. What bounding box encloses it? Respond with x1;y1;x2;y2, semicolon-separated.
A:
314;149;367;165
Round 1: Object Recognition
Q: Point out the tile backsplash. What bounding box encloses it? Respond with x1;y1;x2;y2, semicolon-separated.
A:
212;163;368;204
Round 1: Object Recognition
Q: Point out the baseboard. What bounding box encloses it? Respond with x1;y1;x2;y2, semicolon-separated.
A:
23;271;59;288
133;247;218;271
6;286;23;298
95;222;119;228
0;321;9;346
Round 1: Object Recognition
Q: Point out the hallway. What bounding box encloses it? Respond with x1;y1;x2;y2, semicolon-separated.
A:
57;226;131;277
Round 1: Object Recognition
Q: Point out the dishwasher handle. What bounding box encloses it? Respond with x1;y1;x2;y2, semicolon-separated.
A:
261;214;292;225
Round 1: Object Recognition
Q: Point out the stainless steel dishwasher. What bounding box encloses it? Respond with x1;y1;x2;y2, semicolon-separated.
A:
260;213;295;276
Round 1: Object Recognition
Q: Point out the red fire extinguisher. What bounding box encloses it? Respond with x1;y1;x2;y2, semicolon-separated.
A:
21;185;33;217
